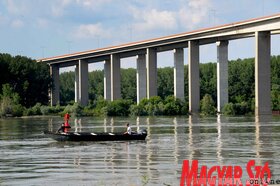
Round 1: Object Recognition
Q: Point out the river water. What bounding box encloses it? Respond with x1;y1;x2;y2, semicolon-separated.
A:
0;116;280;186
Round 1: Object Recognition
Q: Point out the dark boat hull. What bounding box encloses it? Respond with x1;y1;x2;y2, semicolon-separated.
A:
44;130;147;141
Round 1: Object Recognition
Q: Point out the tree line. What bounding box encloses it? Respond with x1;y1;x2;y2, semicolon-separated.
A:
0;53;279;117
0;54;51;117
60;56;280;113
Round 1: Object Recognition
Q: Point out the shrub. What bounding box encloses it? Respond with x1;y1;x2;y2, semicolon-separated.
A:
40;105;53;115
62;103;83;116
222;103;235;115
106;99;133;116
32;103;42;115
0;84;23;117
0;97;13;117
234;101;250;115
200;94;216;116
181;102;189;115
272;89;280;110
141;96;164;116
0;97;24;117
129;104;148;116
100;106;108;116
130;96;187;116
12;104;24;117
163;96;183;115
23;108;33;116
149;96;162;105
222;102;251;116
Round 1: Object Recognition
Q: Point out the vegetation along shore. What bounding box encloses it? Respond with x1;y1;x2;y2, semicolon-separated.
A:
0;53;279;117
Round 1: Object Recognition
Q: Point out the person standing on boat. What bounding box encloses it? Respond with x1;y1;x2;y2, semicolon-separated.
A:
58;112;71;133
64;112;71;127
64;112;70;126
124;123;131;135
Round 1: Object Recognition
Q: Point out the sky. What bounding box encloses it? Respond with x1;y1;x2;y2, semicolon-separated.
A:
0;0;280;71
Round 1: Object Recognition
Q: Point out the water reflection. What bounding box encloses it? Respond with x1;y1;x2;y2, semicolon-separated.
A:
254;115;274;166
188;115;201;161
145;117;153;184
74;118;82;132
110;117;114;133
216;115;230;165
216;115;223;164
48;118;53;132
173;117;179;165
0;116;279;185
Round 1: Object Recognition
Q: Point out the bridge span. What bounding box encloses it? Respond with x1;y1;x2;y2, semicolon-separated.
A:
39;13;280;115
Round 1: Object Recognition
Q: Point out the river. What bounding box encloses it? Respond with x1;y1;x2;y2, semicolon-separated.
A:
0;116;280;186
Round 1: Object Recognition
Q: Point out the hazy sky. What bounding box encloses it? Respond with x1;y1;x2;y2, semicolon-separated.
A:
0;0;280;70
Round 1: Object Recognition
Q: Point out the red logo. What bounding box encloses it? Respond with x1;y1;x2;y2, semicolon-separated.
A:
180;160;271;186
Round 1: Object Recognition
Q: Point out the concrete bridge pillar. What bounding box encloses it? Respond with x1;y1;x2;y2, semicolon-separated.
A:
104;59;111;100
75;60;88;106
50;65;60;106
111;54;121;100
75;64;79;103
137;54;147;104
79;60;89;106
146;48;157;98
188;41;200;114
217;40;229;113
255;31;271;115
174;48;185;101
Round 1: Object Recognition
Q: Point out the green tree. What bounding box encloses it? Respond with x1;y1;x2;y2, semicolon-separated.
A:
200;63;217;104
0;54;12;88
106;99;133;116
121;68;136;101
158;67;173;99
222;103;235;115
271;56;280;110
228;58;254;103
163;96;183;115
0;84;23;117
60;71;75;105
6;55;51;107
200;94;216;115
89;70;104;101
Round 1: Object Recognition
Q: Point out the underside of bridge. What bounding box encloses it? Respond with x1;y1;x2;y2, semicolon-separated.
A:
43;14;280;116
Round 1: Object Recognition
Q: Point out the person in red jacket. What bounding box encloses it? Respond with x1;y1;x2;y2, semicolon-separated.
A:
62;112;71;132
64;112;70;127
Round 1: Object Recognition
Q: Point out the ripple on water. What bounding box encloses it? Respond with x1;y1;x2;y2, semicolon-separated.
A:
0;116;280;185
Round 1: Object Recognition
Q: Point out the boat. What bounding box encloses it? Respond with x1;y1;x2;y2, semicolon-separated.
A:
44;129;147;141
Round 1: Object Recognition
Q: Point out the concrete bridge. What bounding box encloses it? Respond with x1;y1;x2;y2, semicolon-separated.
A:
39;13;280;115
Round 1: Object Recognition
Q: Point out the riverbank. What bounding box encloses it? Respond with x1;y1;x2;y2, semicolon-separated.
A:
3;94;267;119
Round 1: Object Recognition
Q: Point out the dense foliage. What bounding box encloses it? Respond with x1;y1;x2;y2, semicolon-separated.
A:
130;96;187;116
59;56;279;116
0;53;279;117
0;54;51;107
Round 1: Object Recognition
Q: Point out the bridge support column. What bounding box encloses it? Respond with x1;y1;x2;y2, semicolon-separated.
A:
50;65;60;106
137;54;147;104
104;59;111;101
146;48;157;98
255;31;271;115
188;41;200;114
174;48;185;101
75;60;88;106
111;54;121;100
75;64;79;103
217;41;229;113
79;60;89;106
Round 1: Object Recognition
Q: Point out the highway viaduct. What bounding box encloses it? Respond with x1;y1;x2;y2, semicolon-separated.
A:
39;14;280;115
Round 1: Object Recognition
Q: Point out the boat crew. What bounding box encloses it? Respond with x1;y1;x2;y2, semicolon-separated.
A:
124;123;131;135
